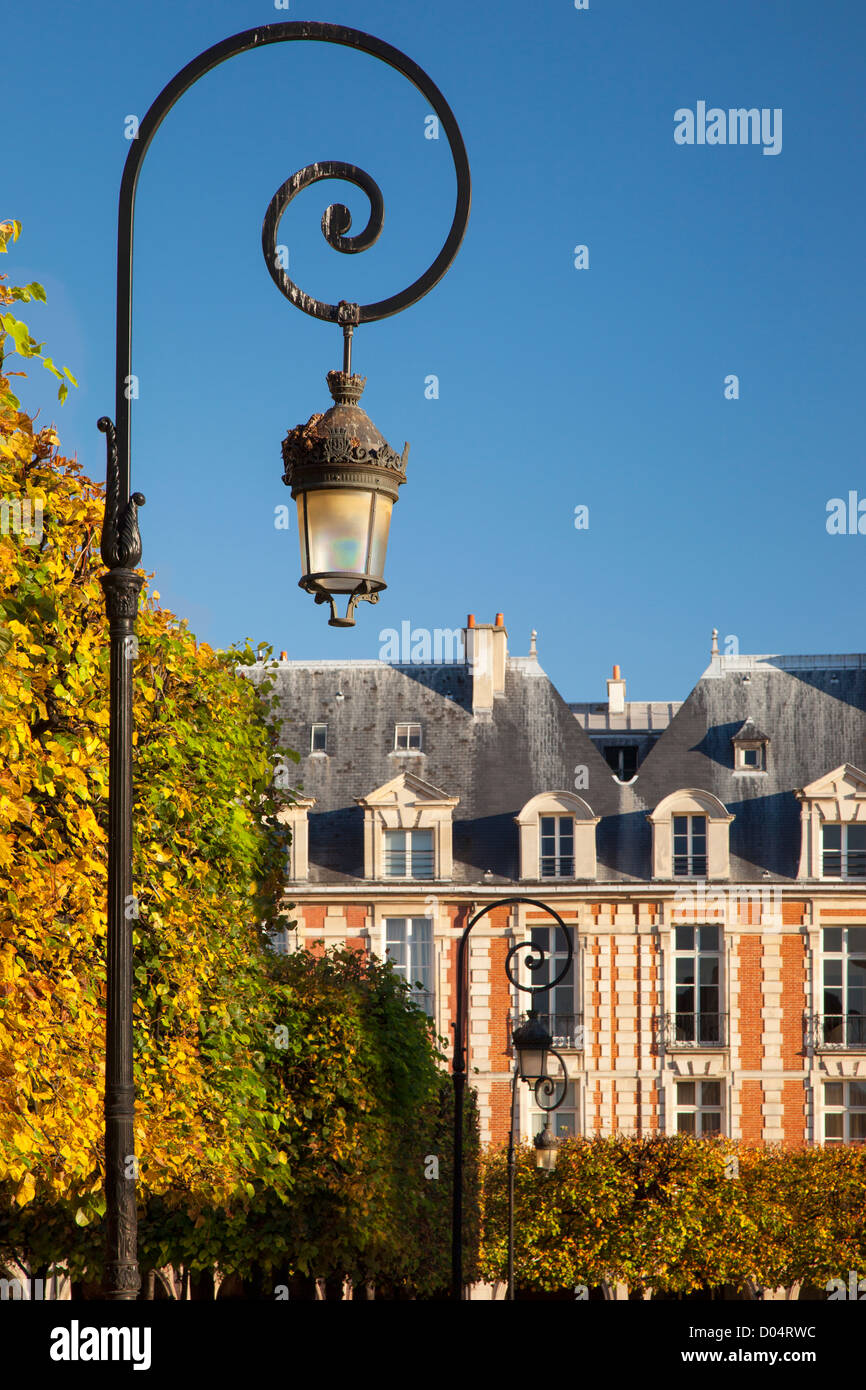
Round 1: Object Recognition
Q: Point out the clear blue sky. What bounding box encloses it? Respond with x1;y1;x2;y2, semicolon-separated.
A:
5;0;865;702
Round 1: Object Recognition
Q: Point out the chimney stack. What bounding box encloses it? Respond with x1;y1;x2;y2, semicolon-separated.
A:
465;613;508;714
607;663;626;715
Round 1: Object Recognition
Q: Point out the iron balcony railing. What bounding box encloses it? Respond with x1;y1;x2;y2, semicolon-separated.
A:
540;856;575;878
508;1010;584;1051
806;1013;866;1049
659;1011;727;1048
383;850;434;878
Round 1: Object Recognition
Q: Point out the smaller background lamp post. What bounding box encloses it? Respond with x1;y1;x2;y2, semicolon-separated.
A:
507;1011;568;1300
451;898;573;1301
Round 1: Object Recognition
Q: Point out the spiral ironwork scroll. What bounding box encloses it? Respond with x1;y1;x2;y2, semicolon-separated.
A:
533;1049;569;1112
262;163;386;323
260;68;470;325
504;908;574;997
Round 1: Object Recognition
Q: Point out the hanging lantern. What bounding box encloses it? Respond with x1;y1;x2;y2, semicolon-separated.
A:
281;369;408;627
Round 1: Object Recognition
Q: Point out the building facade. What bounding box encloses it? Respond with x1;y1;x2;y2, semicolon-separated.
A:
241;616;866;1151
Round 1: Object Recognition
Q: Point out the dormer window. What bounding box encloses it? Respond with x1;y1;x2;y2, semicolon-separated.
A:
649;790;734;881
515;792;600;881
395;722;422;751
796;765;866;879
356;773;458;881
732;719;769;772
311;722;327;753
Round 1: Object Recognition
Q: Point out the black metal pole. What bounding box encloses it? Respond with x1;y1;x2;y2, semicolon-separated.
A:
99;419;144;1299
506;1067;518;1301
450;898;572;1302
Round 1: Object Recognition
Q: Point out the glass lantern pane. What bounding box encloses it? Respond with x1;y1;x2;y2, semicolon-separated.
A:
518;1048;547;1082
296;497;309;574
304;488;374;587
367;494;393;582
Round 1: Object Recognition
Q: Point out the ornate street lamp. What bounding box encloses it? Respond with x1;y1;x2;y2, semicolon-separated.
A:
99;21;469;1299
451;898;573;1302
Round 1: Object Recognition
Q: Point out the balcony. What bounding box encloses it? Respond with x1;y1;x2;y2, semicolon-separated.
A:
508;1010;584;1051
659;1011;727;1049
806;1013;866;1050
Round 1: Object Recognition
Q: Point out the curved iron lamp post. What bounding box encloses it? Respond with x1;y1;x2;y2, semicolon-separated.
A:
506;1013;569;1300
451;898;572;1301
99;21;469;1299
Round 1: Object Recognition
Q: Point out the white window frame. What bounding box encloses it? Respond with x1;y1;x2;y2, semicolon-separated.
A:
394;722;422;752
672;814;708;878
383;827;435;880
310;722;327;753
539;814;575;879
821;823;866;880
523;924;581;1048
384;916;435;1016
672;922;723;1045
821;926;866;1046
823;1080;866;1144
675;1078;723;1135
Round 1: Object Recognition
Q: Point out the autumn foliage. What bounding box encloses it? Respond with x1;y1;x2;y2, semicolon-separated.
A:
481;1134;866;1298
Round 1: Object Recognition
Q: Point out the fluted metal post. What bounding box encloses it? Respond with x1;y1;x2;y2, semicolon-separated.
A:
101;566;144;1299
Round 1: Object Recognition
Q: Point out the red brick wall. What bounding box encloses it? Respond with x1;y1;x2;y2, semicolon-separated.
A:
782;1078;807;1145
740;1079;763;1141
738;937;763;1069
781;934;806;1070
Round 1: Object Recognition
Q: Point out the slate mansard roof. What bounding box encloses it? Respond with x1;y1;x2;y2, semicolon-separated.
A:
239;648;866;886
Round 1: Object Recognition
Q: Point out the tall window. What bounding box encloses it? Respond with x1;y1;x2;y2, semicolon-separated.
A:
310;722;327;753
385;918;434;1016
824;1080;866;1144
676;1080;722;1134
530;1081;578;1139
540;816;574;877
673;923;722;1044
822;926;866;1045
673;815;707;877
383;828;434;878
394;722;422;751
822;824;866;879
527;925;579;1047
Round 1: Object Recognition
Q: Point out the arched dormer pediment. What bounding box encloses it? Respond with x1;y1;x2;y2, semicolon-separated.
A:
515;790;599;825
648;788;733;881
648;788;733;824
514;790;599;881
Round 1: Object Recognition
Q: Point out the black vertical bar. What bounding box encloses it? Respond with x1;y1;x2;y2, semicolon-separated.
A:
101;568;144;1299
506;1067;518;1300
